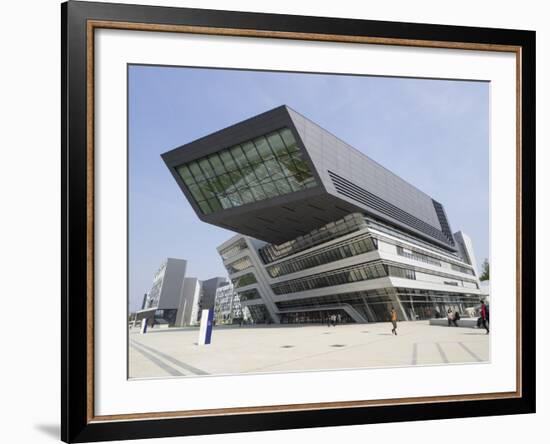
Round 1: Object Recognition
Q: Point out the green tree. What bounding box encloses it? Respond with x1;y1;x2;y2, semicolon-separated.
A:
480;258;489;281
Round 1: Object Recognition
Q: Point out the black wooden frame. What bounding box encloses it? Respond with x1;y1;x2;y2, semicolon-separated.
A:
62;1;536;442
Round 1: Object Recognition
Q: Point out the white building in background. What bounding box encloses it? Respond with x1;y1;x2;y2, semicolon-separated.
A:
454;231;480;279
133;257;187;326
214;282;250;324
130;257;228;327
175;277;202;327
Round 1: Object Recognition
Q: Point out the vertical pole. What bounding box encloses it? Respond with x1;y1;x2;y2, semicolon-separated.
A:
198;309;214;345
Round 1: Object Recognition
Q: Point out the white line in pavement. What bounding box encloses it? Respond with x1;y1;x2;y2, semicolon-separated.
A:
130;342;185;377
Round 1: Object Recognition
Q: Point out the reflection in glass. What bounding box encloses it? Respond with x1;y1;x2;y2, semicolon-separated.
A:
175;127;317;215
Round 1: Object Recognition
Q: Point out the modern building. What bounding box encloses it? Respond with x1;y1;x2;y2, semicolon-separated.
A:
174;277;202;327
162;105;483;324
131;258;229;327
199;277;229;315
213;282;250;324
453;231;480;275
173;276;229;326
133;258;188;326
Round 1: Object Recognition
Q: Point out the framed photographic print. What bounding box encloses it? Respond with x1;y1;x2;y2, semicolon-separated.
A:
61;1;536;442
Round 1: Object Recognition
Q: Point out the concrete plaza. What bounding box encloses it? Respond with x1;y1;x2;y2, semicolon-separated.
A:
129;321;490;379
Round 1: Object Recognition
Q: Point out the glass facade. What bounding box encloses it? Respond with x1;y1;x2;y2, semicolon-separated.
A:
266;235;377;278
275;287;480;323
259;213;367;263
271;261;388;295
451;263;475;275
246;304;273;323
175;127;317;215
396;288;479;321
153;309;178;325
396;245;441;267
226;256;254;274
231;272;258;288
365;217;461;260
270;258;479;296
219;238;248;260
237;288;262;302
144;280;162;308
275;288;399;323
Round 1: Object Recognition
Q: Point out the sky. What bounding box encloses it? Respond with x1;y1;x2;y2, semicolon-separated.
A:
128;65;489;312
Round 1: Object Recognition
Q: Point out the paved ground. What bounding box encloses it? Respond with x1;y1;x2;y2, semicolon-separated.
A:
128;321;490;379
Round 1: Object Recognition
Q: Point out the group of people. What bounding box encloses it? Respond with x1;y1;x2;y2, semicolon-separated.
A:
389;300;490;335
446;308;461;327
326;313;342;327
449;301;489;334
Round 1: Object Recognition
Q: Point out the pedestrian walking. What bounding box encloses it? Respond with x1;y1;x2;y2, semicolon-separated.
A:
390;307;398;335
331;314;337;327
327;314;332;327
447;308;454;327
336;313;342;325
480;300;490;334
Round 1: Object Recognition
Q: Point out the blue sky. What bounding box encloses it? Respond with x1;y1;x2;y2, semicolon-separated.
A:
128;65;489;312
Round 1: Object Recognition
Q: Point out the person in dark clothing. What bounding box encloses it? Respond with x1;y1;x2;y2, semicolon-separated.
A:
480;300;490;334
453;311;460;327
390;307;398;335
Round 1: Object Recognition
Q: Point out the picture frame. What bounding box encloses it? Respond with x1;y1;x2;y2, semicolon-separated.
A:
61;1;536;442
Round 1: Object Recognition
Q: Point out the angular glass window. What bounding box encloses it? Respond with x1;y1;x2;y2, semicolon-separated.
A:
198;181;215;200
279;128;299;152
291;156;310;173
231;145;248;169
262;182;279;198
267;132;288;157
208;198;222;212
253;163;270;183
198;200;212;214
253;136;273;160
229;170;245;190
277;154;294;175
208;154;226;176
227;192;243;206
176;165;195;185
264;159;284;180
199;158;215;179
241;166;258;186
240;189;255;204
187;184;205;202
287;175;303;192
188;162;205;182
208;177;225;194
241;141;261;165
274;179;292;194
174;127;317;214
217;173;234;193
218;195;233;209
304;177;317;188
250;186;266;201
219;150;237;172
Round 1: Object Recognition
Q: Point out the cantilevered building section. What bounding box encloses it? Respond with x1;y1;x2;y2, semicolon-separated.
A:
162;106;482;324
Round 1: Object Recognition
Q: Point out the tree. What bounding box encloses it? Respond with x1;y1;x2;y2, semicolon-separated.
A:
480;258;489;281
